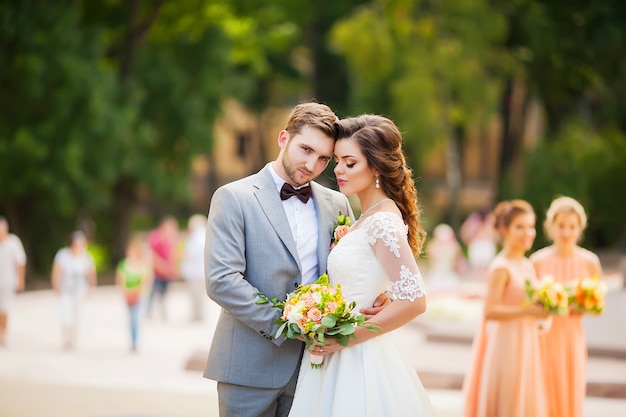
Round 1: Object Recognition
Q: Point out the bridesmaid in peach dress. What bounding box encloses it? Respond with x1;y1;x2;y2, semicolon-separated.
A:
463;200;550;417
530;196;602;417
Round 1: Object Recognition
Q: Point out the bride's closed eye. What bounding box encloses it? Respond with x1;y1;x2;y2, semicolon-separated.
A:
333;159;355;168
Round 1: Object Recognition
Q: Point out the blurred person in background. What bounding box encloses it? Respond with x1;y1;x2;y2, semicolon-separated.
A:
463;200;550;417
0;216;27;347
461;208;499;282
179;214;207;322
116;236;152;352
531;196;602;417
51;230;97;350
426;223;466;293
146;216;179;321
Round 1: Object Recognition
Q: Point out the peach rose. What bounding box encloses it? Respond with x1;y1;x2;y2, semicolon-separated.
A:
325;301;337;314
297;317;309;332
334;225;350;242
307;308;323;323
300;292;316;307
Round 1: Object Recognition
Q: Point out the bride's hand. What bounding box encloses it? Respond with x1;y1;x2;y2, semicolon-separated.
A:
359;292;392;320
312;338;344;355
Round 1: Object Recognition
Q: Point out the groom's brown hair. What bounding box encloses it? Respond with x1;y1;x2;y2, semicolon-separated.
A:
285;102;339;139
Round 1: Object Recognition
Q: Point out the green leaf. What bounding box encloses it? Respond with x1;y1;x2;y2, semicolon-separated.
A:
337;322;356;335
335;335;350;347
321;315;337;328
275;322;287;339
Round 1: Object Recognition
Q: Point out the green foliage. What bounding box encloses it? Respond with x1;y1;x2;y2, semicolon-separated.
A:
498;0;626;131
88;243;111;274
0;1;232;272
511;120;626;249
3;0;626;274
0;2;131;270
330;0;508;170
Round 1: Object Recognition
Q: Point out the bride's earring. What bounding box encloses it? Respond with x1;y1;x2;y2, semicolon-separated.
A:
375;176;380;189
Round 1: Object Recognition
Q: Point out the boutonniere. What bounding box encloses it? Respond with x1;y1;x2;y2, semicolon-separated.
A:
331;211;351;246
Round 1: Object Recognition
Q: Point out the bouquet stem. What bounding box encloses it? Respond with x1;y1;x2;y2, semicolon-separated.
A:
309;352;324;369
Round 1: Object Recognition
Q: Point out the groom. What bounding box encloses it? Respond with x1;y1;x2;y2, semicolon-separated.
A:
204;102;356;417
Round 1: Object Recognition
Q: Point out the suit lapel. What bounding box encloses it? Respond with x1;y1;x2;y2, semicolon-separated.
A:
312;183;335;275
254;167;301;271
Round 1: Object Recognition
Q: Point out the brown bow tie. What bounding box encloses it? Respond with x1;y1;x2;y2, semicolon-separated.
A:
280;183;312;204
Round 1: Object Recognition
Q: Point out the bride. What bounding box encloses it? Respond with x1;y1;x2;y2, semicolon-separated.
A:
288;115;436;416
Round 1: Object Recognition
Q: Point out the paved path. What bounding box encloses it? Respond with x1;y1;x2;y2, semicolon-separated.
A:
1;283;625;417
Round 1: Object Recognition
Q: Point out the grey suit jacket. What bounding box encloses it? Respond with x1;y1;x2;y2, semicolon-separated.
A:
203;164;354;388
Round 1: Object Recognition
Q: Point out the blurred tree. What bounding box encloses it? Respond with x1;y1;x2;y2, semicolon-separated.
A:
493;0;626;246
492;0;626;198
0;0;233;271
194;0;369;171
330;0;508;227
81;0;230;260
207;0;368;114
0;2;130;271
509;121;626;249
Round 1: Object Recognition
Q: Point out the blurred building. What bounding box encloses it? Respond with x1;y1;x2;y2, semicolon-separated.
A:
191;94;544;226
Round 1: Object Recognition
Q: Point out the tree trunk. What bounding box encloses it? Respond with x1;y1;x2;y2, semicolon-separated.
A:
118;0;164;82
111;179;137;263
497;76;528;200
111;0;164;260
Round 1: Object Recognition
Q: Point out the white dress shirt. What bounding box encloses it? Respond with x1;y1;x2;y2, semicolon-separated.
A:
269;164;319;285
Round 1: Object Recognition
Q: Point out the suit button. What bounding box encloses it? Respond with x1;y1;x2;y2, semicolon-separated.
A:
294;282;299;288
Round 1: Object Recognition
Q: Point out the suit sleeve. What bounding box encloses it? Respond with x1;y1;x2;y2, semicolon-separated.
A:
204;186;286;346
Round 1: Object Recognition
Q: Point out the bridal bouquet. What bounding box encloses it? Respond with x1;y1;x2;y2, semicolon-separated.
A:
568;276;606;314
256;273;371;368
525;275;569;332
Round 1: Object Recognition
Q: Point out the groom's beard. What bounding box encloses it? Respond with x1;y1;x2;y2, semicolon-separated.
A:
282;161;315;188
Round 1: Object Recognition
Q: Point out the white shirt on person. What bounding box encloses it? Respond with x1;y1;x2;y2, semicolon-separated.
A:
180;227;205;281
268;164;319;285
0;234;26;288
53;248;95;293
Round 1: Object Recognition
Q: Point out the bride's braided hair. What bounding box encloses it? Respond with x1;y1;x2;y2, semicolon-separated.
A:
336;115;426;256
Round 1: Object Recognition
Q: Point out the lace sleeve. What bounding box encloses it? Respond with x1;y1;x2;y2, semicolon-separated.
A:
365;213;426;302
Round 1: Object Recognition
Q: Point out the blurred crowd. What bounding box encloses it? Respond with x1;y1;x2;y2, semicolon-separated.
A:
0;214;208;352
0;194;612;417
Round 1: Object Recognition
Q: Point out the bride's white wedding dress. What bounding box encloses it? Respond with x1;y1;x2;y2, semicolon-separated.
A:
288;212;436;417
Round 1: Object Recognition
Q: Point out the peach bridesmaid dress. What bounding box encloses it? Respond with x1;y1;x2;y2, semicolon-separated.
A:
463;254;547;417
531;246;599;417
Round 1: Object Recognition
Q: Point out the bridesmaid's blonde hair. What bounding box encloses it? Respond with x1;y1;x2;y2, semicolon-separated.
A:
544;196;588;242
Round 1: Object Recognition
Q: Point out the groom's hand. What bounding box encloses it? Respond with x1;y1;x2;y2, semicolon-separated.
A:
359;293;391;320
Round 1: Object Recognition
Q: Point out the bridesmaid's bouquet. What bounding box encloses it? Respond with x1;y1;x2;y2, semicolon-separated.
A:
567;276;606;314
256;273;372;368
525;275;569;332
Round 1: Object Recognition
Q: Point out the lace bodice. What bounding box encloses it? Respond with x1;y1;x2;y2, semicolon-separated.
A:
328;212;426;311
